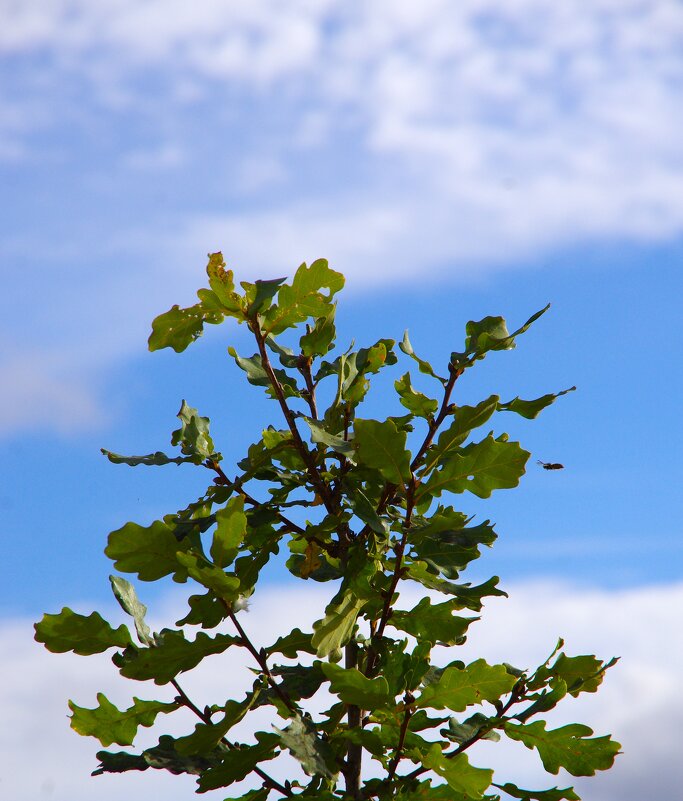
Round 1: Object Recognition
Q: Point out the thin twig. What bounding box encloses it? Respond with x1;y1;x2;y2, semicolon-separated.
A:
170;677;293;798
399;684;524;786
386;692;415;782
252;319;336;513
222;601;298;715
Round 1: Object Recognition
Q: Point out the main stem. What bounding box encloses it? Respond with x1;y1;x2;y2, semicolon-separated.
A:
344;638;362;800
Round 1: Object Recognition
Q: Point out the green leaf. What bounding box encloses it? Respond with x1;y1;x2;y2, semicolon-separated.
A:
404;564;504;609
175;552;241;601
321;662;393;708
515;678;568;722
69;693;178;746
390;597;476;646
35;608;132;655
504;721;621;776
497;387;576;420
418;434;529;501
275;714;339;778
175;697;254;755
300;308;337;357
494;781;580;800
112;629;240;685
149;303;223;353
228;347;301;399
263;259;344;334
171;400;216;461
550;653;618;697
175;591;228;629
106;520;196;582
395;372;439;418
223;788;269;801
354;418;412;486
205;252;244;316
311;592;365;657
417;659;517;711
101;449;195;467
400;331;446;383
266;628;316;658
422;396;500;472
304;417;355;459
462;306;550;361
93;750;149;775
420;746;493;798
247;276;287;315
347;488;390;535
441;713;500;745
410;516;498;580
109;576;153;645
198;732;279;791
211;496;247;568
144;734;220;774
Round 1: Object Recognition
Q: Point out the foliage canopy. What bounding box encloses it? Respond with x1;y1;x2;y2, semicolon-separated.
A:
36;255;619;800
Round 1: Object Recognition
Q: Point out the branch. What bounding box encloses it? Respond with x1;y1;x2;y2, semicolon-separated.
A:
386;692;415;782
410;363;462;473
222;600;298;715
399;683;525;786
298;354;319;419
170;677;293;798
364;482;416;677
252;319;336;513
344;638;363;800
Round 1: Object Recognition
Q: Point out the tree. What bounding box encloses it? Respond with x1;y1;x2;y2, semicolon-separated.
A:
36;254;620;800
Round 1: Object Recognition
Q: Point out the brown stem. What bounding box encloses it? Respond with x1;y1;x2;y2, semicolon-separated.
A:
400;684;524;786
170;677;292;798
222;601;297;714
252;319;336;513
298;355;319;419
386;693;415;782
410;363;462;474
364;483;416;677
344;638;363;800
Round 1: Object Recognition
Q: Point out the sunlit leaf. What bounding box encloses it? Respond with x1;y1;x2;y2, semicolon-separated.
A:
106;520;196;582
171;400;216;461
417;659;517;711
354;418;412;486
69;693;178;746
321;662;393;708
395;372;439;419
390;597;475;646
149;303;223;353
110;576;153;645
112;629;240;685
35;608;132;655
311;592;365;657
504;721;621;776
418;434;529;501
420;746;493;798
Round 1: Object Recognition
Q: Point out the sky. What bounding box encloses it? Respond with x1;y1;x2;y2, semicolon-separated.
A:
1;2;682;799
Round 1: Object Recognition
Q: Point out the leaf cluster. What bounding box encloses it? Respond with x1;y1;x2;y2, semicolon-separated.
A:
36;254;618;801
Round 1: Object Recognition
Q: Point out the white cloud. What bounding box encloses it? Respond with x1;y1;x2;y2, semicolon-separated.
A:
0;351;107;438
4;0;683;268
3;0;683;434
4;580;682;800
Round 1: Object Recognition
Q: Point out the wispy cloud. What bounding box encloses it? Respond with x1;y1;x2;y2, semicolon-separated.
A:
2;0;682;435
5;580;681;800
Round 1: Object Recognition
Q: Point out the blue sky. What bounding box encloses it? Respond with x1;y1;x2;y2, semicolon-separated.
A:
1;3;682;801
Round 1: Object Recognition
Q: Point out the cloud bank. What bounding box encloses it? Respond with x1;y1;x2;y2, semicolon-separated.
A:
4;579;682;800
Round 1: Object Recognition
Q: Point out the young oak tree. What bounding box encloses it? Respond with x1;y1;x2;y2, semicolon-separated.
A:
36;255;620;801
